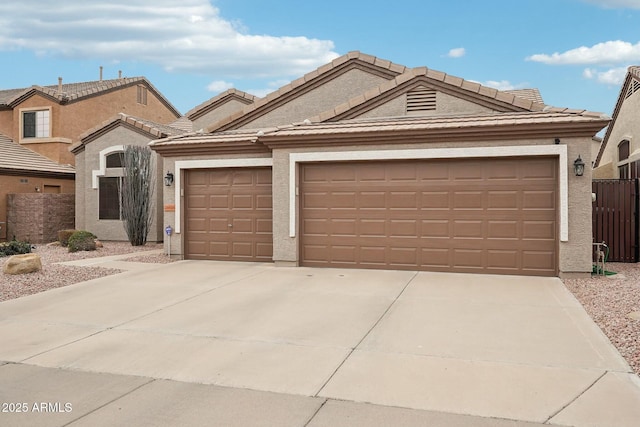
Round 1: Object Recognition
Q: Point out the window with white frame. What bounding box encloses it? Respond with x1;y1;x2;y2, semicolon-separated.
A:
22;109;50;138
98;151;125;220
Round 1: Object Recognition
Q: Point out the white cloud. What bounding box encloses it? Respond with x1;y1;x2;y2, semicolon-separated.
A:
0;0;339;78
244;79;292;98
526;40;640;65
482;80;519;91
447;47;466;58
580;0;640;8
206;80;234;92
583;66;629;84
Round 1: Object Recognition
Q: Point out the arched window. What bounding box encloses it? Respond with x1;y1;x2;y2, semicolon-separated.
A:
106;152;124;168
99;150;125;219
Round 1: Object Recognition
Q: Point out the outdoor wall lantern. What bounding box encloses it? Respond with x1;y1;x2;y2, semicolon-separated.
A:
164;171;174;186
574;155;585;177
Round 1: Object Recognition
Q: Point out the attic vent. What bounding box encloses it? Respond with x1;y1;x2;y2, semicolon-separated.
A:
625;79;640;99
407;87;436;113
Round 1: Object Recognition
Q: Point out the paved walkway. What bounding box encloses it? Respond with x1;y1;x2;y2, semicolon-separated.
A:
1;260;639;426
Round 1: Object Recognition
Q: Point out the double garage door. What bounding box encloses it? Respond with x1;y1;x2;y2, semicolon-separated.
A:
185;157;558;276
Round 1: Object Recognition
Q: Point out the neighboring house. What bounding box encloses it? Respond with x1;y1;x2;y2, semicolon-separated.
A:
150;51;609;278
0;75;181;167
71;113;187;242
593;66;640;178
0;133;74;240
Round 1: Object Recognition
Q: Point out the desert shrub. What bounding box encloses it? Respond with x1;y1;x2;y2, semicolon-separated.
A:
58;229;77;247
67;231;97;253
0;240;32;257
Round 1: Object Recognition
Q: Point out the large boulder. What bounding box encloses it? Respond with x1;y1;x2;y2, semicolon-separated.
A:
3;253;42;275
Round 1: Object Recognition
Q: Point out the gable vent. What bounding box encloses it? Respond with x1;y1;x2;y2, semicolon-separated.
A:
625;78;640;99
407;87;436;113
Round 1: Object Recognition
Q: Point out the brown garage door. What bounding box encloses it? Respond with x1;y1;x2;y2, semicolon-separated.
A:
300;157;558;276
185;168;272;261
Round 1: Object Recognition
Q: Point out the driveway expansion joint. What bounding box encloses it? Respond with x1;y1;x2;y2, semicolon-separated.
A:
313;270;420;397
543;369;608;423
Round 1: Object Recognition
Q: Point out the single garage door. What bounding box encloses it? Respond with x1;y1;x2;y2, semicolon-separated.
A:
300;157;558;276
185;168;272;261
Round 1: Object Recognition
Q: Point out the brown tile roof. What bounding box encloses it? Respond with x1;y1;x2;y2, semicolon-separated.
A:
169;116;194;132
263;110;608;139
504;88;544;104
205;51;408;132
149;128;273;156
0;77;181;116
150;110;609;154
0;133;75;176
307;68;546;123
186;89;257;121
71;113;187;154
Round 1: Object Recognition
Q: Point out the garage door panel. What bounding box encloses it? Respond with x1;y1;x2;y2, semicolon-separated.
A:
360;246;386;264
185;168;272;261
488;191;519;209
523;221;555;239
453;192;483;209
421;248;450;267
300;158;557;276
487;250;519;269
523;191;556;209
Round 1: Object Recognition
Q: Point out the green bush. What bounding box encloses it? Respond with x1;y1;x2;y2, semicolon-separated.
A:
67;231;97;253
0;240;32;257
58;229;77;247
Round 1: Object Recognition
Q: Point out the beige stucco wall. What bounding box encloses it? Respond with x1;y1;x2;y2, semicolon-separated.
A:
191;99;251;132
270;137;594;275
595;89;640;178
358;90;495;119
239;69;390;129
75;125;164;242
159;135;595;276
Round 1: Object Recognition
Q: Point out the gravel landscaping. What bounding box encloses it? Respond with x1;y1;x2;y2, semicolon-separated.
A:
0;241;170;302
563;263;640;376
1;243;638;376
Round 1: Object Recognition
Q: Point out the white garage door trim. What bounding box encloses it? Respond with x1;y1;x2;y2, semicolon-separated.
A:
174;158;273;233
289;145;568;241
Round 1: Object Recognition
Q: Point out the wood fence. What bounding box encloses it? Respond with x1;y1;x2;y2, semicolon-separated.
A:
592;179;638;263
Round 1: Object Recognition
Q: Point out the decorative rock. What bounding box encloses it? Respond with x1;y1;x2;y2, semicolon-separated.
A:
94;239;104;248
3;253;42;275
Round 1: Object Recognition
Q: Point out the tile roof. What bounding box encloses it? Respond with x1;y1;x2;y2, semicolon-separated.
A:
185;89;257;121
0;77;181;116
307;68;546;123
0;133;75;176
504;88;544;104
150;110;609;153
205;51;408;132
263;110;609;139
149;128;273;156
169;116;194;132
71;113;188;154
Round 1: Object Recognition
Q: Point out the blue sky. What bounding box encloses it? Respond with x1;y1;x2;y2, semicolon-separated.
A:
1;0;639;117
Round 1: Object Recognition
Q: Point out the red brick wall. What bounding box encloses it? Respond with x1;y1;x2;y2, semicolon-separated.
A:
6;193;75;243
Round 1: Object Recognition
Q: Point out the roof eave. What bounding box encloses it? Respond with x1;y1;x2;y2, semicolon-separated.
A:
261;120;610;149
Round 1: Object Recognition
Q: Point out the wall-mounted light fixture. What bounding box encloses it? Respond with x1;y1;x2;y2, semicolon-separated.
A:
574;155;585;177
164;171;174;186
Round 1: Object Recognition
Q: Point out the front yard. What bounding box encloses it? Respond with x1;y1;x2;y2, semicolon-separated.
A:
1;243;638;376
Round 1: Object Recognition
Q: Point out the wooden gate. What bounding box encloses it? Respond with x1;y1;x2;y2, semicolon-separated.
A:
592;179;638;262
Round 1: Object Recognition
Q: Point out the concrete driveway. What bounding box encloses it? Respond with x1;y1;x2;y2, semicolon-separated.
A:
1;260;640;426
